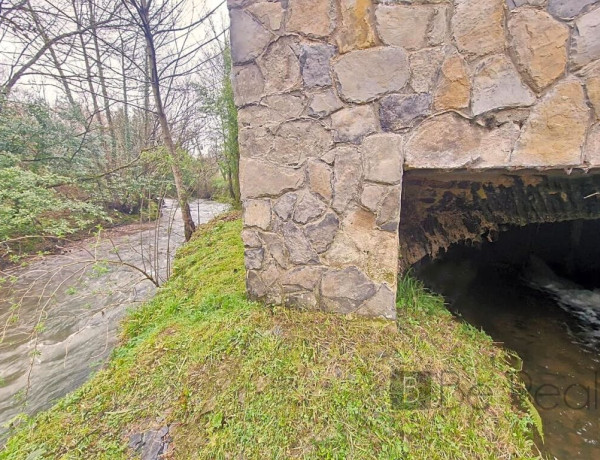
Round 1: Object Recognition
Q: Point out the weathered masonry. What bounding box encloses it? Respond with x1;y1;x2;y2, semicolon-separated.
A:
229;0;600;320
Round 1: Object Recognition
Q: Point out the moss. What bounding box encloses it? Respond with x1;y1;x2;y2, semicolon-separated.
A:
1;212;540;459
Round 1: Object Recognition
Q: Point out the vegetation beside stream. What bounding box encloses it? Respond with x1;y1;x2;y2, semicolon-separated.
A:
1;212;539;459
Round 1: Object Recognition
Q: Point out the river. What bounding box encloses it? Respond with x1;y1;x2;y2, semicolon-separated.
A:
417;221;600;459
0;200;228;439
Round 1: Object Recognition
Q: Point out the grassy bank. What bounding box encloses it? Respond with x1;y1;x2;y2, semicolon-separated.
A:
1;213;539;459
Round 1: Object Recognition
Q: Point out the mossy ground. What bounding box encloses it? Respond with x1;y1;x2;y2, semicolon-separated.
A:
1;212;540;459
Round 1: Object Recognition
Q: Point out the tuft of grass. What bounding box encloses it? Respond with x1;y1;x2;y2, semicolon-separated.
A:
1;212;540;459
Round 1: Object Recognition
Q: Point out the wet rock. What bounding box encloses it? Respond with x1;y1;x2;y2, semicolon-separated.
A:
333;47;410;103
508;8;569;92
128;426;170;460
379;93;431;131
331;105;378;144
512;79;591;166
300;44;336;87
471;54;536;116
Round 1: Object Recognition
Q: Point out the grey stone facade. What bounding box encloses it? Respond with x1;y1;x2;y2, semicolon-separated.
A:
229;0;600;320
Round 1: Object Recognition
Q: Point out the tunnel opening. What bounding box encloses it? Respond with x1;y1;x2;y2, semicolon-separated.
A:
401;170;600;459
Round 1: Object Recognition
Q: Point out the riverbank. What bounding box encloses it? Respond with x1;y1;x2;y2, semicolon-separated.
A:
1;212;540;459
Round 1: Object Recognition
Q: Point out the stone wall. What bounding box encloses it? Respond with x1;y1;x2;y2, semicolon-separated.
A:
229;0;600;320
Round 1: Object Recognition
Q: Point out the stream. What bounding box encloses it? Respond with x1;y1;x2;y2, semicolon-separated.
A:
417;221;600;459
0;199;228;440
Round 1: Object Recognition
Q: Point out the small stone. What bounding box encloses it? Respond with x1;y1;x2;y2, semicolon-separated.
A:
282;266;326;291
410;48;445;93
242;229;262;248
240;158;304;199
305;212;340;253
258;37;302;95
259;232;290;268
331;105;378;144
273;192;298;220
332;146;362;213
335;0;378;53
308;160;333;202
230;9;271;64
508;8;569;92
246;2;285;30
300;44;336;87
245;248;265;270
362;134;403;184
471;54;536;116
355;284;397;320
321;267;377;313
232;64;264;107
571;7;600;69
282;222;319;265
377;186;401;232
333;47;410;103
434;53;471;111
548;0;598;19
513;79;591;166
287;0;334;37
361;184;387;211
293;193;327;224
308;89;344;117
453;0;505;57
379;93;432;131
584;123;600;165
244;199;271;229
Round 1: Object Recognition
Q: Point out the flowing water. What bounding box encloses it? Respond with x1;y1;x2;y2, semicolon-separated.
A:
0;199;228;440
417;222;600;459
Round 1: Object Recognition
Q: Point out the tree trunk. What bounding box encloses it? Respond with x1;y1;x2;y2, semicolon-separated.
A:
141;6;195;241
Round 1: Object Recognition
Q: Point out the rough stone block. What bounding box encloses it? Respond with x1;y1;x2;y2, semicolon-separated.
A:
320;267;377;313
308;89;344;117
332;146;362;213
512;79;591;166
244;199;272;230
434;53;470;111
287;0;335;37
453;0;505;57
584;123;600;165
333;48;410;103
362;134;404;184
307;160;333;202
258;38;302;95
548;0;599;19
335;0;378;53
471;54;536;116
240;158;304;199
300;44;336;88
508;8;569;92
379;93;432;131
331;105;378;143
246;2;285;30
305;212;340;253
232;64;264;107
571;7;600;69
293;193;328;224
230;9;271;64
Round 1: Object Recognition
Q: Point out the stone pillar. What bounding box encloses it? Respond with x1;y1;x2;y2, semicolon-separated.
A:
229;0;402;319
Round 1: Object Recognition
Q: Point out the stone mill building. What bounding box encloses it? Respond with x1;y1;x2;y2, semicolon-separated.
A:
228;0;600;320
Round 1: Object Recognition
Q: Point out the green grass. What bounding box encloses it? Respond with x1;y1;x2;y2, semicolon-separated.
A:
1;213;540;459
